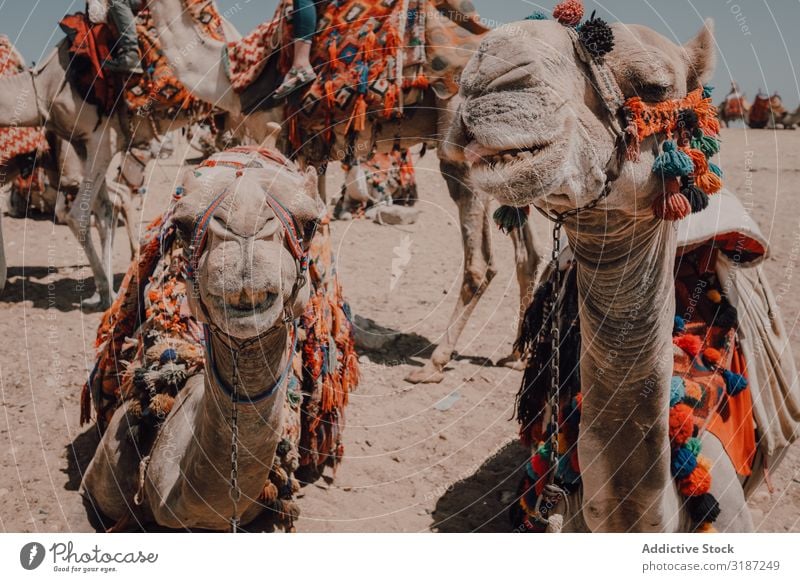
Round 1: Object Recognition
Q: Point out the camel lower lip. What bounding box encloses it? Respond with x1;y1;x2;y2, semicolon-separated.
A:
214;292;278;317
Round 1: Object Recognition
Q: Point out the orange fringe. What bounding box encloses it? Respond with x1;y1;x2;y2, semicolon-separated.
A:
626;88;720;142
346;94;368;134
383;83;397;118
324;79;336;109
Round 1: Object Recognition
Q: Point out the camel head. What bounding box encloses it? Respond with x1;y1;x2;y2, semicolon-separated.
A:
173;138;324;339
447;18;716;215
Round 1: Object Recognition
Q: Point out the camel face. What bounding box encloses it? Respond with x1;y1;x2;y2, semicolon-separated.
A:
451;20;715;212
173;160;323;339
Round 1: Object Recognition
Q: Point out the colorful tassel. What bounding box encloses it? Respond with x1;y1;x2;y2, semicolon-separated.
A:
672;446;698;478
493;204;530;234
653;140;694;178
526;11;550;20
690;129;720;157
722;369;748;396
670;376;686;407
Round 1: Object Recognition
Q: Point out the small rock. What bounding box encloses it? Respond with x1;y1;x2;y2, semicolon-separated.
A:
374;205;421;225
391;455;400;463
365;439;373;447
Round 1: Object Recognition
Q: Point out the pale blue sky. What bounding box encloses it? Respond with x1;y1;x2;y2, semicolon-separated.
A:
1;0;798;106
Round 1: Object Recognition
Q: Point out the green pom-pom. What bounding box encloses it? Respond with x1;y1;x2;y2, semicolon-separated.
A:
685;436;703;456
526;11;549;20
493;204;530;234
702;85;714;99
709;162;723;177
690;129;720;158
653;140;694;178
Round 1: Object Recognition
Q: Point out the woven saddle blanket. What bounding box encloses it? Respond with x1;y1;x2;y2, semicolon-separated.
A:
0;36;47;172
58;9;213;118
220;0;487;141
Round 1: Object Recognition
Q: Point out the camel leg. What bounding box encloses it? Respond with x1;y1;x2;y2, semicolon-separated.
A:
109;182;138;258
0;214;6;293
406;160;496;384
81;401;147;524
93;181;117;301
496;218;545;370
65;138;114;309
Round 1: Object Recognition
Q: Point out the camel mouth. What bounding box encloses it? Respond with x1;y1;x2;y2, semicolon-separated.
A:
214;291;279;318
466;142;553;168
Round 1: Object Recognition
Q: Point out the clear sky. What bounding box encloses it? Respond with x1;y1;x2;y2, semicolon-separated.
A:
1;0;798;106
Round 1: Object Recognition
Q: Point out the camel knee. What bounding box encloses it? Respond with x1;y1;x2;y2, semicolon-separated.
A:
462;264;495;298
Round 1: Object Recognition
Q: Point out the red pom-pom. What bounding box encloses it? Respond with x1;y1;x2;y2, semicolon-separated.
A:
703;347;722;367
653;191;691;221
679;465;712;496
674;334;702;358
669;403;695;445
531;453;549;478
553;0;584;26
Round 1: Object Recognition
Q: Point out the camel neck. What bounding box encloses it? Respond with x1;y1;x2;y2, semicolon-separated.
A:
206;324;291;401
566;209;678;531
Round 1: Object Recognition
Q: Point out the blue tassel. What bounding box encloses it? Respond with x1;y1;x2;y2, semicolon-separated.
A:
673;315;686;334
653;141;694;178
671;446;698;479
670;376;686;407
159;348;178;364
526;11;549;20
709;162;723;177
723;369;748;396
702;85;714;99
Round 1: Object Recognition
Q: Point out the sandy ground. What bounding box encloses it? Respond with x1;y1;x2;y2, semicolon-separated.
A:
0;127;798;533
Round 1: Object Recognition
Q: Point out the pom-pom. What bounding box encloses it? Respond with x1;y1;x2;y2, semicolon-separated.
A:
578;13;614;58
685;436;702;456
681;179;709;213
691;129;721;157
671;445;698;479
702;85;714;99
669;403;695;445
696;170;722;195
553;0;584;26
683;379;704;406
531;452;549;478
688;493;721;523
673;315;686;334
159;347;178;364
653;140;694;178
679;464;712;496
652;186;691;221
696;454;712;473
707;289;722;303
493;204;530;234
149;393;175;419
526;11;549;20
722;369;748;396
697;521;718;533
677;108;700;133
670;376;686;407
674;333;702;358
702;347;722;367
709;162;723;177
713;302;738;329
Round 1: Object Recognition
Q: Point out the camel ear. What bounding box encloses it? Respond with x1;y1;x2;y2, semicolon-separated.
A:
260;122;282;150
684;19;716;89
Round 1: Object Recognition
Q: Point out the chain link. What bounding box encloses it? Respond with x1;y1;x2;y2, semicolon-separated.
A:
229;351;241;533
548;222;562;483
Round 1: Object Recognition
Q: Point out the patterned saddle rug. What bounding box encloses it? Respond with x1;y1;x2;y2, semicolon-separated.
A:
0;36;48;176
58;9;213;118
217;0;486;145
82;198;359;528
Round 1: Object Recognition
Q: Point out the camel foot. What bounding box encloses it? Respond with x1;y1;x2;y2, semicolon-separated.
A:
405;364;446;384
496;354;526;371
81;292;112;311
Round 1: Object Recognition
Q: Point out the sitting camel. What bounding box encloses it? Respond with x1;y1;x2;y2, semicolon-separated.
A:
145;0;545;382
445;14;800;531
81;127;358;530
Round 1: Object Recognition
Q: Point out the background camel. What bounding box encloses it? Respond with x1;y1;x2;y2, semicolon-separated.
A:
81;134;342;530
0;11;247;308
446;17;799;531
146;0;545;383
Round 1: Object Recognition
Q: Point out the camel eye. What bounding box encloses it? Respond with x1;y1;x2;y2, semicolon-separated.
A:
637;83;671;102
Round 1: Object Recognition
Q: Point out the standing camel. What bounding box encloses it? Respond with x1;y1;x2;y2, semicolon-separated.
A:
0;11;245;308
145;0;546;383
447;17;800;531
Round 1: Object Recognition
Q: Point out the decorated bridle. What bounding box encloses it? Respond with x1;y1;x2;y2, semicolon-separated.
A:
514;1;723;531
181;145;313;532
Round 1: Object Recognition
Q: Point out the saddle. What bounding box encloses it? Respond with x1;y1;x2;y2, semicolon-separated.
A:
748;94;772;128
59;9;212;118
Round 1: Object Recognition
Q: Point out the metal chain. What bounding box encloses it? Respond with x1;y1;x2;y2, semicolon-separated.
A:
229;349;241;534
548;221;562;483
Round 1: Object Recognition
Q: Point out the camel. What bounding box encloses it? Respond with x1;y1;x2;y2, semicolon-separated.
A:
81;130;331;530
717;83;749;127
445;17;800;531
145;0;545;383
0;13;245;309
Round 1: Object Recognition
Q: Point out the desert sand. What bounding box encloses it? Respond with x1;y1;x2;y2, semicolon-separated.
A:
0;127;798;532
